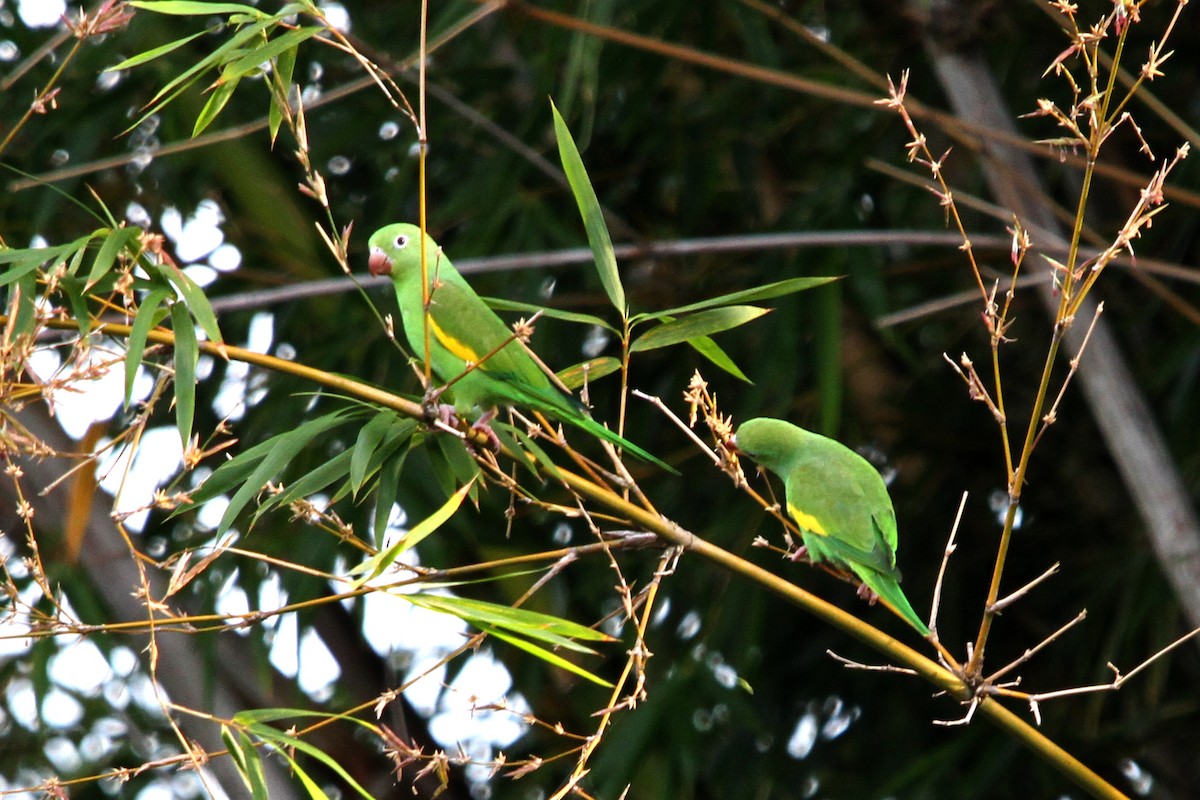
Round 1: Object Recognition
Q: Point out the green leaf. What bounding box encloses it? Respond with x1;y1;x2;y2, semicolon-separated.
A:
0;251;59;287
193;74;241;137
268;38;299;143
372;444;409;549
170;301;198;446
551;100;625;313
128;15;277;132
483;296;616;332
161;261;223;345
637;275;839;321
511;427;562;480
0;238;90;286
688;336;751;383
186;412;352;532
104;29;208;71
490;422;538;475
124;286;172;405
630;306;768;353
482;624;613;688
272;753;329;800
87;226;140;289
349;411;399;496
406;593;613;649
10;274;36;335
814;275;843;435
129;1;267;16
557;356;621;390
240;721;374;800
256;448;354;522
59;276;93;340
432;433;483;495
350;479;476;586
221;726;269;800
223;27;320;80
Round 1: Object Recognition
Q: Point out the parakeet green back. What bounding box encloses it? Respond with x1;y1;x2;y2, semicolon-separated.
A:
734;417;928;635
368;223;671;471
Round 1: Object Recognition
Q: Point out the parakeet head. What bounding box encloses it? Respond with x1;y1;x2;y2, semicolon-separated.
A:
367;223;441;279
732;417;808;474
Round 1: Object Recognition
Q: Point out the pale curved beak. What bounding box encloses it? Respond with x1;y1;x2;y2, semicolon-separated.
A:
368;247;392;277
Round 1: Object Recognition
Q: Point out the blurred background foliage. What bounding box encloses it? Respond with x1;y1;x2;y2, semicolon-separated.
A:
2;1;1200;798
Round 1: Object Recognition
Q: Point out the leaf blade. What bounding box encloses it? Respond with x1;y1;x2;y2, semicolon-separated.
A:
639;276;839;320
551;100;625;313
630;306;769;353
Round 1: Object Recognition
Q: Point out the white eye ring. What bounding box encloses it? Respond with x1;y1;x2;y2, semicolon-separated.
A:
394;234;409;248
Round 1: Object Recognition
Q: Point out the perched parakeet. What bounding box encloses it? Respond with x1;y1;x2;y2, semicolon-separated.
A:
368;223;671;471
733;417;929;635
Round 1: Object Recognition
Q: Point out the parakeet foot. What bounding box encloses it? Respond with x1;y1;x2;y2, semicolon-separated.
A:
469;409;502;452
856;583;880;605
421;398;458;429
787;545;810;562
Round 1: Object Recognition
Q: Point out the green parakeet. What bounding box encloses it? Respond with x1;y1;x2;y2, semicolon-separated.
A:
368;222;671;471
733;417;929;635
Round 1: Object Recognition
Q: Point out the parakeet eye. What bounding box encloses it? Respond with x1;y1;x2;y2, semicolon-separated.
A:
394;234;409;248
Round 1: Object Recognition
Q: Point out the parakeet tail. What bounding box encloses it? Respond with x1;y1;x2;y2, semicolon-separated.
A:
864;574;930;636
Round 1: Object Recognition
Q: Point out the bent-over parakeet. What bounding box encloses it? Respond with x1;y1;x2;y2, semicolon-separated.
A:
368;222;671;471
733;417;928;635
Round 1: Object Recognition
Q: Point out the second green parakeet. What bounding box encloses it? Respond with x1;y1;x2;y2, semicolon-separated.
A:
368;222;671;472
734;417;929;635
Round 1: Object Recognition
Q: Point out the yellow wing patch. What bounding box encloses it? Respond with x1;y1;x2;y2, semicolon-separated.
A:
428;316;481;365
787;503;828;536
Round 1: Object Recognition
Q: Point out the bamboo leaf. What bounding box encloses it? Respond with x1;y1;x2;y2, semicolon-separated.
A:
161;260;224;345
10;274;36;335
124;286;172;404
142;20;266;109
372;444;409;549
223;27;319;80
483;296;615;331
186;412;351;531
256;448;353;521
268;37;299;143
631;306;768;353
551;100;625;313
491;422;537;475
349;411;399;496
129;1;268;16
406;593;613;648
215;415;349;533
482;624;613;688
688;335;751;383
193;74;241;136
637;276;839;321
556;356;621;390
127;15;276;131
0;238;90;286
511;428;562;480
350;478;476;586
86;226;140;289
241;722;373;800
104;29;208;71
221;726;269;800
170;301;198;446
59;276;93;339
272;754;328;800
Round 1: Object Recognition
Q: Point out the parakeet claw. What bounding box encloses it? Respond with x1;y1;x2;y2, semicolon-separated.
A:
421;399;457;429
856;583;880;605
469;409;502;452
787;545;810;562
